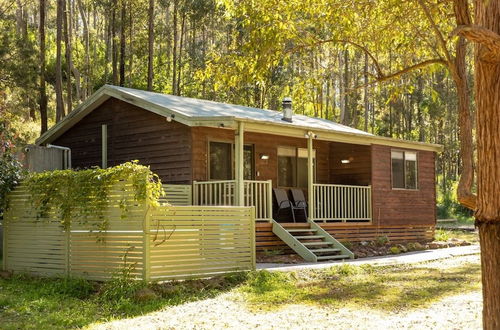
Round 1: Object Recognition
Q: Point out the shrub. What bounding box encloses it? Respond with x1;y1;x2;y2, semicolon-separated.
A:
434;229;450;242
375;236;389;246
436;181;474;222
0;121;24;219
389;246;401;254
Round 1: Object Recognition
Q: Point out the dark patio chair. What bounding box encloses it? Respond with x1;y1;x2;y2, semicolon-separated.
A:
290;188;308;221
273;188;307;223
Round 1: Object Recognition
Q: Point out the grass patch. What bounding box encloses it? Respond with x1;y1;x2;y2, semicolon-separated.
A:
0;258;481;328
434;228;479;243
0;272;248;329
240;261;481;312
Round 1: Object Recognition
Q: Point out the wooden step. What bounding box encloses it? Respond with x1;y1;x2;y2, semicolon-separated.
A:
316;254;351;260
310;248;341;253
294;235;324;240
302;241;334;246
286;229;317;233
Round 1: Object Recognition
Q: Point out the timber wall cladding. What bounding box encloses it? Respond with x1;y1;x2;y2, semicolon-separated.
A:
329;142;371;186
371;144;437;226
53;98;192;184
3;183;255;281
191;127;331;185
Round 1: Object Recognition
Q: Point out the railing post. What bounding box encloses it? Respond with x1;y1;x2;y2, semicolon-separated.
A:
193;181;198;205
249;206;256;270
368;185;372;221
267;180;273;223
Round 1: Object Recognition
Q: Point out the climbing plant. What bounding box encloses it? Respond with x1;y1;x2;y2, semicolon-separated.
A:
24;161;164;231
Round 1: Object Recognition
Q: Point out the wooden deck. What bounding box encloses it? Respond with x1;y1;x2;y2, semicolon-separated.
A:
256;222;435;253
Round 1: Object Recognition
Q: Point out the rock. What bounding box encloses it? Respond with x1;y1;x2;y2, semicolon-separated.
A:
355;252;366;258
414;242;425;250
397;244;408;253
134;287;158;302
428;243;441;249
360;241;369;246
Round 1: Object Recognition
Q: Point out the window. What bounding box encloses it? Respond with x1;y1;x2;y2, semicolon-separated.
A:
277;147;316;188
209;142;254;180
391;150;417;189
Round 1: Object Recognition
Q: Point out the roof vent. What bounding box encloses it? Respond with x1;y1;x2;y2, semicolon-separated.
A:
282;97;292;122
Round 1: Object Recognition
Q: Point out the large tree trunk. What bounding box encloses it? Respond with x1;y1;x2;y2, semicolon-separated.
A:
39;0;48;134
474;1;500;328
453;0;476;210
55;0;65;122
147;0;154;91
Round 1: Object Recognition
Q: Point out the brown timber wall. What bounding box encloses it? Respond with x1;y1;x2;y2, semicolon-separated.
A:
52;98;192;184
371;144;437;227
329;142;371;186
191;127;331;186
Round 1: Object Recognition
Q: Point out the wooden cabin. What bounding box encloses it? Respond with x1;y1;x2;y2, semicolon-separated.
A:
36;85;442;258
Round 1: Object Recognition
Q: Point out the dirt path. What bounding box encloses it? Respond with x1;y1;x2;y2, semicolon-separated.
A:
89;255;482;330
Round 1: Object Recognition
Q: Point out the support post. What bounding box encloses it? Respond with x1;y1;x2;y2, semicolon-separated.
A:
235;121;245;206
2;217;7;271
143;206;151;282
101;124;108;169
307;132;315;221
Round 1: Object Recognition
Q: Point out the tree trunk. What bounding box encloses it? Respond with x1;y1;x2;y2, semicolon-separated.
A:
111;0;118;85
147;0;154;91
55;0;65;122
452;0;476;210
39;0;48;134
172;0;178;95
177;12;185;95
63;0;72;114
363;52;369;131
119;0;126;86
474;1;500;328
76;0;89;99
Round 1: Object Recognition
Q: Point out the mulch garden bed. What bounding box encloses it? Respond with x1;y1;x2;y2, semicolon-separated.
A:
256;238;472;264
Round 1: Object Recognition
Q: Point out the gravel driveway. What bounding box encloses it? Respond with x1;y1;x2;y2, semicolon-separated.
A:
89;254;482;330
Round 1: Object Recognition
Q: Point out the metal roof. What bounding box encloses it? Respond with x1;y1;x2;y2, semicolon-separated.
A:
36;85;443;152
109;85;373;136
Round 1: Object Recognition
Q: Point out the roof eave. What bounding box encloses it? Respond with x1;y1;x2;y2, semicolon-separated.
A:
235;118;443;153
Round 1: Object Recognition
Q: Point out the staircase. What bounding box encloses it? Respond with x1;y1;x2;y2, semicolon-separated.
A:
272;220;354;262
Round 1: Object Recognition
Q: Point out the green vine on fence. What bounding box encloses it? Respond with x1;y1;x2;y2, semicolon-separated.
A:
25;161;164;231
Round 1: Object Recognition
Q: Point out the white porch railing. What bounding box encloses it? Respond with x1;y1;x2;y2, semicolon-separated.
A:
193;180;235;206
313;184;372;222
193;180;272;222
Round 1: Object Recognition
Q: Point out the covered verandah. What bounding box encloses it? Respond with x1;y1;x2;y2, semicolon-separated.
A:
164;120;373;224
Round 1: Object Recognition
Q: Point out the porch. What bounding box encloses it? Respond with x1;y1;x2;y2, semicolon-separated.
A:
169;121;374;224
167;180;372;223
